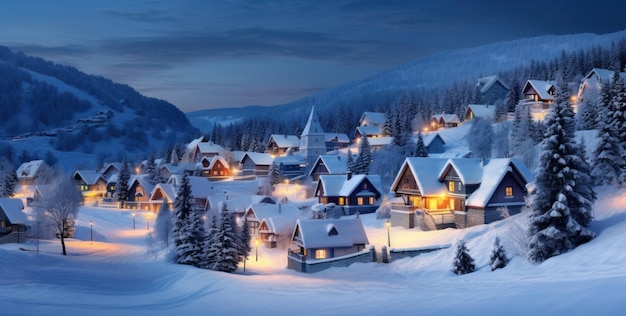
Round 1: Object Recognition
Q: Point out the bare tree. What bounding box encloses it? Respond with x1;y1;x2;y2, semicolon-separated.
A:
35;174;83;255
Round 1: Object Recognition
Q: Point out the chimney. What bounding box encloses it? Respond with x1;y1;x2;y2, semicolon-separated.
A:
347;171;352;180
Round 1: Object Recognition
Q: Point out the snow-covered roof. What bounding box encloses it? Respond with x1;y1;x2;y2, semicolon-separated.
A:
106;173;119;185
241;152;274;166
391;158;448;196
476;75;509;93
524;80;556;100
359;112;386;126
150;183;177;203
168;176;213;199
269;134;300;148
432;113;460;124
584;68;620;82
273;155;306;166
16;160;44;180
422;133;446;147
0;198;26;224
438;158;484;185
301;106;324;136
202;156;229;170
465;158;533;208
244;203;302;222
317;174;383;197
230;151;247;164
467;104;496;119
161;162;199;175
99;162;121;175
367;136;392;147
197;142;224;154
186;136;207;150
129;174;156;197
310;155;348;177
293;218;369;248
73;170;104;185
260;216;299;236
206;195;276;213
356;126;382;136
324;133;350;143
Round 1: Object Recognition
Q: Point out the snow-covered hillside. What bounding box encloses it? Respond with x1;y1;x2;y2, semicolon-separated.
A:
1;184;624;315
187;30;626;132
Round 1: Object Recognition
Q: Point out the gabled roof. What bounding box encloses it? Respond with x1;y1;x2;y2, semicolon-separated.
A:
324;133;350;143
99;162;121;175
390;158;448;196
465;158;533;208
476;75;510;93
269;134;300;148
244;203;302;222
359;112;386;126
202;156;230;170
366;136;392;147
186;136;208;150
431;113;460;124
467;104;496;119
523;80;556;100
73;170;105;185
422;133;446;147
292;218;369;248
129;174;156;197
309;154;348;177
260;216;299;237
241;152;274;166
150;183;177;203
206;195;276;213
273;155;306;166
16;160;45;180
0;198;26;224
438;158;484;185
168;176;213;199
161;162;199;175
197;142;224;154
301;106;324;136
316;174;383;197
356;126;382;136
583;68;620;82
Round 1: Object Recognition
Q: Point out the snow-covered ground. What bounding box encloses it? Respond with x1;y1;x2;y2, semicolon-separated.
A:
1;183;625;315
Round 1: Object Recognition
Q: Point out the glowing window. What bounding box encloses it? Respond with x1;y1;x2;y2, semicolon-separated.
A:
339;197;344;205
449;181;455;192
315;249;327;259
505;187;513;197
369;197;374;205
357;197;363;205
80;185;89;191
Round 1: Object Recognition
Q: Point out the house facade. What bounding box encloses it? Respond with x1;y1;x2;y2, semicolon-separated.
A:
315;174;383;216
475;75;510;105
464;104;497;121
519;80;556;121
200;156;230;179
239;152;274;176
267;134;300;156
430;114;460;130
308;154;348;182
73;170;107;203
0;198;27;244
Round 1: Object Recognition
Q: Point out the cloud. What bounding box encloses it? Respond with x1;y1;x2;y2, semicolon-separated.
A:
101;9;176;23
7;44;93;58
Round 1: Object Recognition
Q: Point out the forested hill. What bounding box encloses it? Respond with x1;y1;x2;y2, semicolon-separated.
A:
0;46;198;169
187;30;626;133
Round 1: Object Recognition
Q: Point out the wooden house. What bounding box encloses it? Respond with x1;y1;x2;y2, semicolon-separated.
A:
519;80;556;121
359;112;386;127
308;154;349;182
464;104;497;121
324;133;350;152
184;136;225;162
389;157;533;230
355;126;384;139
576;68;626;110
15;160;47;186
475;75;510;105
126;175;156;210
287;218;369;273
99;162;121;181
422;133;446;154
239;152;274;176
243;203;301;242
430;114;460;130
149;183;177;211
267;134;300;156
273;155;306;181
315;174;383;216
73;170;107;203
200;156;230;179
0;198;27;244
167;176;213;210
159;162;198;180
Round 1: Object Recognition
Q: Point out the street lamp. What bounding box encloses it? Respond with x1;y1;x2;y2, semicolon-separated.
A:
255;238;259;261
145;213;150;230
89;220;93;242
132;213;136;230
386;220;390;247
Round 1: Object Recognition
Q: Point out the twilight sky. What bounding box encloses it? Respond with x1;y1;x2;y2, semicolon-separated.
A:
2;0;626;112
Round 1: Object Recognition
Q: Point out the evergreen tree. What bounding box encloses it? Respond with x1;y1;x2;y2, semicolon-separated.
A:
415;132;428;157
382;108;393;137
489;237;508;271
346;148;355;173
239;217;252;263
468;117;494;159
268;162;281;186
155;199;173;247
591;79;623;185
114;161;131;204
452;239;475;275
609;72;626;185
354;134;371;174
172;175;204;266
170;148;180;166
528;76;595;263
0;159;17;198
145;155;162;184
202;214;219;269
207;209;242;272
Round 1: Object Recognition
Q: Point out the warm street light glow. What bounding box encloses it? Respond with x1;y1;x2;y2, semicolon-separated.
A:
145;213;151;230
89;220;93;242
132;213;136;230
255;238;259;261
386;220;390;247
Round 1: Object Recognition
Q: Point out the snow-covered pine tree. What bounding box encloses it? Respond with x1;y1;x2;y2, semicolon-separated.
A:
489;237;508;271
346;148;355;173
172;174;203;266
528;75;595;263
0;159;17;198
452;239;475;275
146;155;163;184
354;134;371;174
201;214;219;269
609;72;626;185
208;209;242;272
268;162;281;186
239;217;252;264
591;77;623;186
415;132;428;157
170;148;180;166
114;161;131;204
468;117;494;159
155;198;173;247
392;111;406;147
382;108;393;137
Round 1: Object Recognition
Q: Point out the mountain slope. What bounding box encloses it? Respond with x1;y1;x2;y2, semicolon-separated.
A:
188;30;626;132
0;46;198;170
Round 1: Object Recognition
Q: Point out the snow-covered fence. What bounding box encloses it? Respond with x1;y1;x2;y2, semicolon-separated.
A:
388;244;451;262
287;247;376;273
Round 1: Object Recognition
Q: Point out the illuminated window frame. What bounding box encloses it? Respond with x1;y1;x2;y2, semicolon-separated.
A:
449;181;455;192
357;197;363;205
505;186;513;197
315;249;327;259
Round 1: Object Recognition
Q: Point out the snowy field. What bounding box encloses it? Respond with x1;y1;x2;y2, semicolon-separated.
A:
1;184;625;315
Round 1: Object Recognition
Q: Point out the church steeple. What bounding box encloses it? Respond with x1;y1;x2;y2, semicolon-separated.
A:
301;106;323;136
300;106;326;160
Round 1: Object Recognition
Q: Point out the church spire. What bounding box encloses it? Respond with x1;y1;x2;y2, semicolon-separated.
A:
301;106;324;136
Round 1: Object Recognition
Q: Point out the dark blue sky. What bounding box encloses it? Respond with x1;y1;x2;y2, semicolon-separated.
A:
2;0;626;112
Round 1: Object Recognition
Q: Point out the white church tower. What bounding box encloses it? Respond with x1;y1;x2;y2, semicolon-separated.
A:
300;106;326;161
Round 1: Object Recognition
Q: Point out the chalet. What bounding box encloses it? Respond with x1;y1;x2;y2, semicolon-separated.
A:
99;162;122;180
200;156;230;179
16;160;47;186
475;75;510;105
308;154;348;182
577;68;626;106
430;114;460;130
149;183;177;211
73;170;107;203
205;194;276;217
359;112;386;127
464;104;497;121
315;174;383;216
159;162;198;180
259;216;299;248
366;136;393;150
324;133;350;152
519;80;556;121
273;155;306;181
0;198;27;244
422;133;446;154
287;218;370;273
355;126;384;139
243;203;301;240
389;157;532;230
267;134;300;156
184;136;225;162
239;152;274;176
126;175;156;210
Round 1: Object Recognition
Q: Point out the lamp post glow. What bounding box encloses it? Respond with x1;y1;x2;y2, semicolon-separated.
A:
255;238;259;261
89;220;93;242
145;213;150;230
386;220;390;247
132;213;136;230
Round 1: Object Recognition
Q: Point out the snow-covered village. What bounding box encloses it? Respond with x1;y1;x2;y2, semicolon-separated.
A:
2;2;626;315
